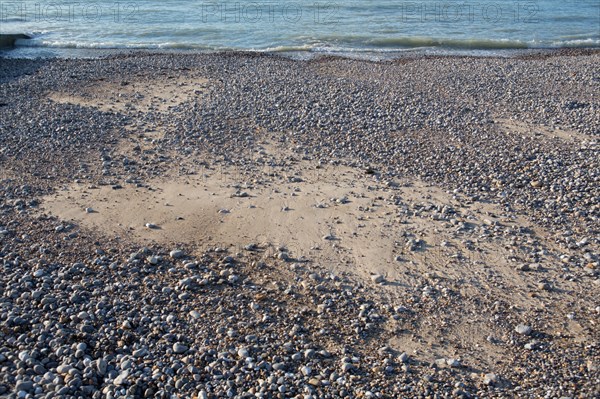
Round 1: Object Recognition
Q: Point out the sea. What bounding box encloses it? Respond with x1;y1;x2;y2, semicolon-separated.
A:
1;0;599;58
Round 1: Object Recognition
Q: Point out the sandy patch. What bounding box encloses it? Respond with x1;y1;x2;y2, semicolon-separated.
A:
48;75;209;114
40;140;596;366
42;142;569;296
496;117;592;142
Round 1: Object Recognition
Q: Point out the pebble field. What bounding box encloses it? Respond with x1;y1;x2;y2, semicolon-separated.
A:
0;49;599;398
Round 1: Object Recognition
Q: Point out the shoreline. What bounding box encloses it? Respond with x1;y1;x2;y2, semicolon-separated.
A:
0;51;598;398
2;43;600;61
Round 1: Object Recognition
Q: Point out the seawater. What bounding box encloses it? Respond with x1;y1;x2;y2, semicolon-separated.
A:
1;0;599;57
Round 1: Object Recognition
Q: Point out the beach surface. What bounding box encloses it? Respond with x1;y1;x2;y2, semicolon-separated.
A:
0;50;599;398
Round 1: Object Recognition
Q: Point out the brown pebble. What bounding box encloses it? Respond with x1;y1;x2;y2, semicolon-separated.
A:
538;282;551;291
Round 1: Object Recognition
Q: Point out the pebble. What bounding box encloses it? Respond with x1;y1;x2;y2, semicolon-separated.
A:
147;255;160;264
341;363;354;373
133;348;148;357
308;378;321;386
114;370;129;386
238;348;250;358
15;381;33;393
97;359;108;376
398;352;409;364
530;181;543;188
189;310;201;319
170;249;185;259
272;362;286;371
538;282;551;291
483;373;498;385
173;343;188;354
515;324;533;335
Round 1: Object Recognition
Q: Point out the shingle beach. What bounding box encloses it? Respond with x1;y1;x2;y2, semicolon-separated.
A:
0;50;598;398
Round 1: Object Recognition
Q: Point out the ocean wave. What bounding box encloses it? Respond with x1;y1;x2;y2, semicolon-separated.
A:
14;38;209;50
551;38;600;47
11;33;600;53
367;37;531;49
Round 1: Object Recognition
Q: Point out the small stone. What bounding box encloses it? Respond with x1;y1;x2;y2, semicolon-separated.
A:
398;352;409;364
341;363;354;373
184;262;197;269
170;249;185;259
446;359;461;368
516;264;530;271
301;366;312;376
85;207;94;213
244;243;258;251
483;373;498;385
308;378;320;386
57;365;73;374
15;381;33;393
133;348;148;358
97;359;108;375
114;370;129;386
530;181;542;188
33;365;45;375
524;341;538;350
515;324;532;335
173;343;188;354
238;348;249;358
272;362;286;371
538;282;551;291
189;310;201;320
370;274;384;284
